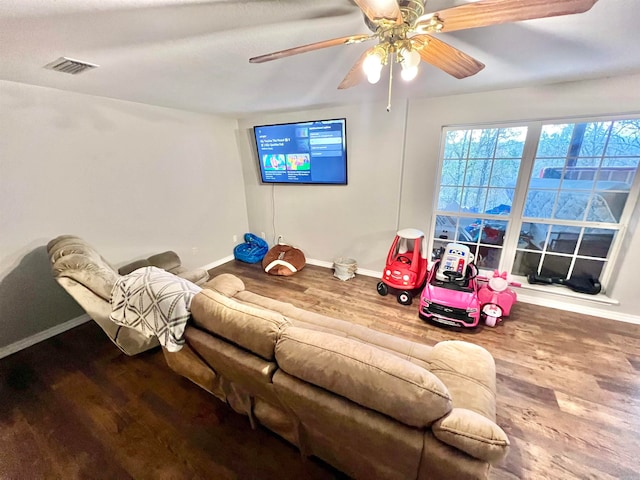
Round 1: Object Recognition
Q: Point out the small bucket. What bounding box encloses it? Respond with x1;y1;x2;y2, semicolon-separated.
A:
333;257;357;281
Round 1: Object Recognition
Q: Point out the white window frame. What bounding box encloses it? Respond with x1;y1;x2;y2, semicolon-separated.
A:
429;114;640;296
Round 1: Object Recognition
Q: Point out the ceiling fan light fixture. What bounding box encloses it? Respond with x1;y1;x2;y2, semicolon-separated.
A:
363;50;385;83
367;69;382;84
401;64;419;81
400;48;421;68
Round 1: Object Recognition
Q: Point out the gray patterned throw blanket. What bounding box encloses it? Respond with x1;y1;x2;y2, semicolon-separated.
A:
109;266;201;352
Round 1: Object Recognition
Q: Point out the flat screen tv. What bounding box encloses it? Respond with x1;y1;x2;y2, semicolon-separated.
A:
253;118;347;185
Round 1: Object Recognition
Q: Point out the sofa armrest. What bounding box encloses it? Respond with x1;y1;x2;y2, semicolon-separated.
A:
148;250;182;272
427;341;497;421
118;259;151;275
177;268;210;286
432;408;509;464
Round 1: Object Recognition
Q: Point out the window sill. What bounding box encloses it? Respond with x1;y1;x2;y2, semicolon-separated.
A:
512;277;619;306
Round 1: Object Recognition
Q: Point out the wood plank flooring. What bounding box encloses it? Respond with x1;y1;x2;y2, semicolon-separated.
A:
1;261;639;479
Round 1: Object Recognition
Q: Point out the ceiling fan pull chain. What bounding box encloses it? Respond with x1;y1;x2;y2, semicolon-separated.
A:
387;53;394;112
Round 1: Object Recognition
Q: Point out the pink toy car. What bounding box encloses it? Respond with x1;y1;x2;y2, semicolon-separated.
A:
477;271;520;327
419;255;481;329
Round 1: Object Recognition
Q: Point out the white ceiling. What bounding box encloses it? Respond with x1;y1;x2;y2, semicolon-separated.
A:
1;0;639;117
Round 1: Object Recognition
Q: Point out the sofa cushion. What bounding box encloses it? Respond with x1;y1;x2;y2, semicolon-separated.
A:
432;408;510;464
275;326;452;428
190;289;290;361
235;288;434;370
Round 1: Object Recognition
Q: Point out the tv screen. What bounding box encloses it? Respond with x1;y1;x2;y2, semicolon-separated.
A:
253;118;347;185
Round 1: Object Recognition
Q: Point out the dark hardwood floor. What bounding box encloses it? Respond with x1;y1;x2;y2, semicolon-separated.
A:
1;261;639;479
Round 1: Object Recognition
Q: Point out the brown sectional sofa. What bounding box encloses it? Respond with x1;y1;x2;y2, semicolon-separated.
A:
165;273;510;480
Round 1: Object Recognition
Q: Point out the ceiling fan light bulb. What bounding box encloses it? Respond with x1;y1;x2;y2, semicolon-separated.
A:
401;66;418;81
363;52;383;76
367;70;381;84
405;50;421;68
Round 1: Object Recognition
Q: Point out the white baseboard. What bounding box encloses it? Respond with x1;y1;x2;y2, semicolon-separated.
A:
517;293;640;325
306;258;382;279
200;255;235;271
0;313;91;360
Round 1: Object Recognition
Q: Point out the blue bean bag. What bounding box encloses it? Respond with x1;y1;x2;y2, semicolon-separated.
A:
234;233;269;264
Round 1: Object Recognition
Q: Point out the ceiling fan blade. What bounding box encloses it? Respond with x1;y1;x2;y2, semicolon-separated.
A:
412;34;485;79
415;0;599;33
338;48;374;90
353;0;403;25
249;34;371;63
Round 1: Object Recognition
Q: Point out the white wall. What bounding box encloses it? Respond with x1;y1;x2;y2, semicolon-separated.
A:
237;101;409;269
237;73;640;320
0;80;248;348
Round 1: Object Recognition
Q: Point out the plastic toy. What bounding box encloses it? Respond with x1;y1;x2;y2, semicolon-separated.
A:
376;228;428;305
477;271;520;327
435;243;473;281
233;233;269;263
419;243;481;328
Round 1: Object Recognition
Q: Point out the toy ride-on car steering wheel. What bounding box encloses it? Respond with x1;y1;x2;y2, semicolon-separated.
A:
396;255;411;265
443;270;463;281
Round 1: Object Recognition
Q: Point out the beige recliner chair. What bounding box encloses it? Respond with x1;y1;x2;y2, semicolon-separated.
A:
47;235;209;355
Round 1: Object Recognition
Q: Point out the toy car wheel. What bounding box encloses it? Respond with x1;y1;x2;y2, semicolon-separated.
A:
485;316;497;327
376;282;388;296
397;291;412;305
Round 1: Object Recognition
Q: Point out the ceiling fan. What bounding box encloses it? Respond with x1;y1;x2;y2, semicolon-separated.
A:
249;0;599;101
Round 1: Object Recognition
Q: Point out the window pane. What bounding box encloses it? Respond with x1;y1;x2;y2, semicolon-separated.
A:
549;226;581;254
540;255;572;278
490;159;520;187
586;193;623;223
606;120;640;157
532;158;567;181
519;223;549;250
468;129;499;158
485;188;514;214
561;171;596;190
458;218;483;243
432;240;449;260
573;258;605;279
537;124;573;157
512;251;541;276
554;192;589;220
481;220;508;246
444;130;470;159
465;160;492;186
438;187;462;211
524;190;555;219
578;229;615;258
598;158;638;186
578;122;611;158
461;188;487;213
434;215;457;240
441;159;466;185
495;127;527;158
477;246;501;269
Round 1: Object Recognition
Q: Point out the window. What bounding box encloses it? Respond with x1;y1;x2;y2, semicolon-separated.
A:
432;117;640;291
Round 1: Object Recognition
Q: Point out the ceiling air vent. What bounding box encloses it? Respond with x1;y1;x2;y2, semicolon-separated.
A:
44;57;99;75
